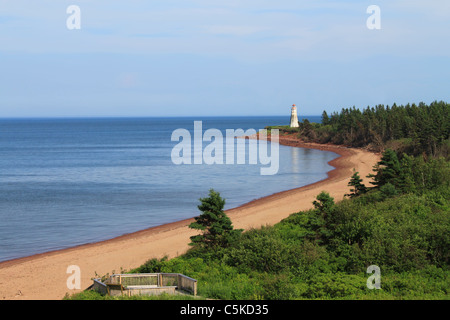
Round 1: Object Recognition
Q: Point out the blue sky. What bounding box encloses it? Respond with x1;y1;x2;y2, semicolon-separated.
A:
1;0;449;117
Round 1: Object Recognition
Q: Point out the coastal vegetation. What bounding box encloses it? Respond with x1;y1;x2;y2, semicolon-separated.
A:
188;189;243;249
67;101;449;300
269;100;450;157
128;152;448;300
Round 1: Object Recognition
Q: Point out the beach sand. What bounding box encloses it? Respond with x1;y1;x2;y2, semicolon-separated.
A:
0;134;380;300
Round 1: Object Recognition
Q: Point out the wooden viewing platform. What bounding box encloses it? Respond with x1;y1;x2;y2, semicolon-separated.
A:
92;273;197;297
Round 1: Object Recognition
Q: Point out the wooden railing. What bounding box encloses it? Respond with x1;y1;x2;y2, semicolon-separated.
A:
93;273;197;296
177;274;198;296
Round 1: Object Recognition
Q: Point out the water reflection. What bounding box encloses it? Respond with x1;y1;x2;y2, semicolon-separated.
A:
302;148;312;172
291;146;300;174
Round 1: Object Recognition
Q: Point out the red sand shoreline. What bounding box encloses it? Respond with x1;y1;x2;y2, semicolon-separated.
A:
0;135;380;300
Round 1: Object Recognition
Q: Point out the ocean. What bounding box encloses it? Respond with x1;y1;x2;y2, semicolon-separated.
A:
0;116;338;262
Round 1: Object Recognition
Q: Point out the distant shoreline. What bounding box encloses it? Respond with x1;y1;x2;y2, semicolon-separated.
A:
0;134;380;300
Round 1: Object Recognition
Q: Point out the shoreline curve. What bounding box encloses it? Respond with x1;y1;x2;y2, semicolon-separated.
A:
0;134;380;300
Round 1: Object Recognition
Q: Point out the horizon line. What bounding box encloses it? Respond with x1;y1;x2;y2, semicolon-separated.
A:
0;114;322;120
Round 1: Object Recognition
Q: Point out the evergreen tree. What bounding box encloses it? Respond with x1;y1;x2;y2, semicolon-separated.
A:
322;110;330;125
189;189;242;249
345;170;368;198
368;149;402;188
313;191;335;220
312;191;335;242
397;154;416;193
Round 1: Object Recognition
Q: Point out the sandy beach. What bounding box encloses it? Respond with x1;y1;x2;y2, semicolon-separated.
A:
0;134;380;300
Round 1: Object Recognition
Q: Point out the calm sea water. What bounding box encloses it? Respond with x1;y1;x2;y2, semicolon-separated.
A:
0;116;338;262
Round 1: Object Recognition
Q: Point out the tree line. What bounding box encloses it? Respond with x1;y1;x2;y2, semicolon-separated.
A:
298;101;449;157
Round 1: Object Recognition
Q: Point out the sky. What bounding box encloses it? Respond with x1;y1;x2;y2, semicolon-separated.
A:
1;0;449;117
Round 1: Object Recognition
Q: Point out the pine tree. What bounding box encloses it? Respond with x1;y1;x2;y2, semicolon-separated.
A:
345;170;368;198
189;189;242;249
313;191;335;219
368;149;402;188
312;191;335;242
322;110;330;125
397;154;416;193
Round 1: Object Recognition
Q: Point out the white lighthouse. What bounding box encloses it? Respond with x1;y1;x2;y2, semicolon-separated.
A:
290;104;299;128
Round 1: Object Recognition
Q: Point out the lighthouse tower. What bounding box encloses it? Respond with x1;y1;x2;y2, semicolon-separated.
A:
290;104;299;128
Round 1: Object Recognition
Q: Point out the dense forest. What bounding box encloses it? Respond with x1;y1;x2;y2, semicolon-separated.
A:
68;101;449;300
281;100;450;157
